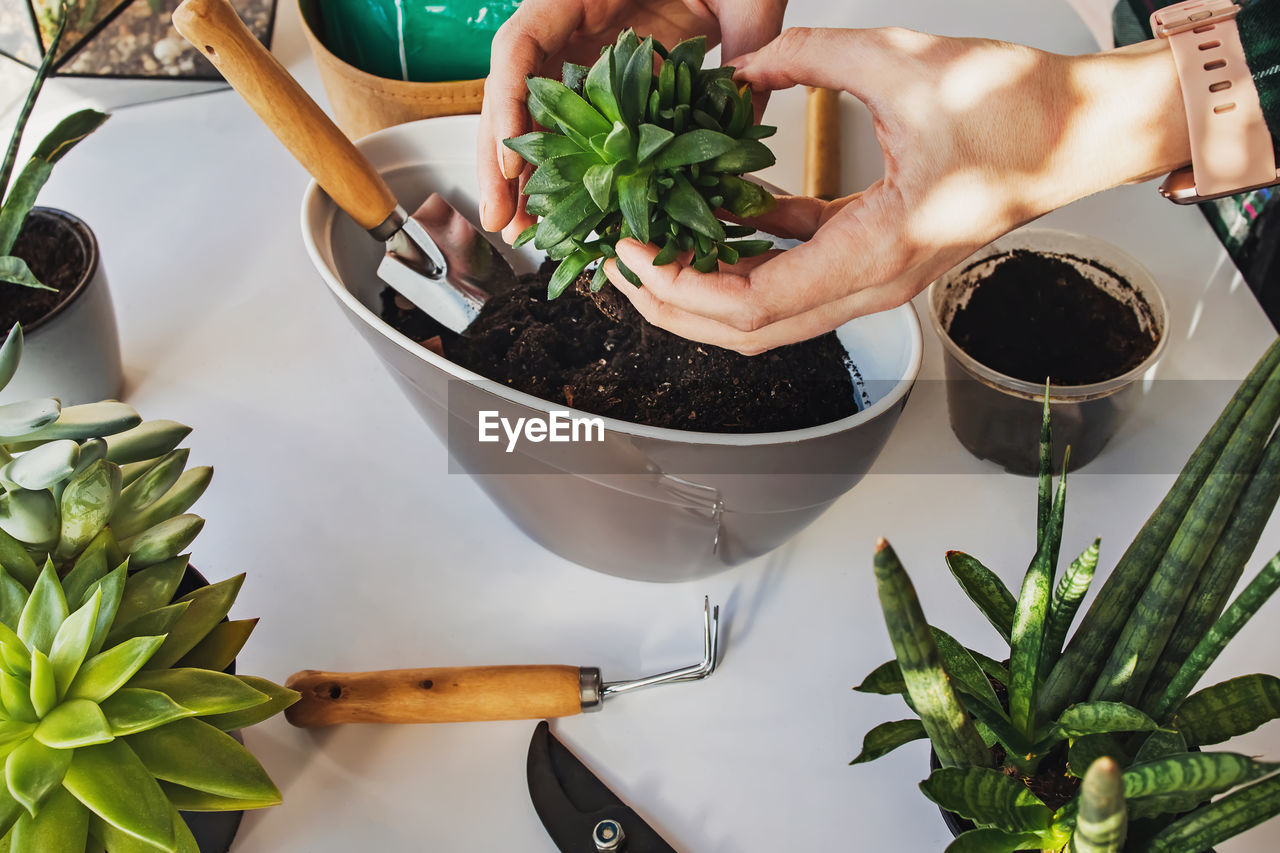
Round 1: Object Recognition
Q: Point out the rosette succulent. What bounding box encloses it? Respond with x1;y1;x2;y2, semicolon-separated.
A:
504;28;778;298
0;324;297;850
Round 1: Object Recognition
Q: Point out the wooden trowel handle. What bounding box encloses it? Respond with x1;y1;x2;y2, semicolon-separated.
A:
172;0;398;231
804;87;842;201
284;666;584;727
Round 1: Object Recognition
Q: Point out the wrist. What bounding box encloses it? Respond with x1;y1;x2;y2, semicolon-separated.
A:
1047;40;1192;206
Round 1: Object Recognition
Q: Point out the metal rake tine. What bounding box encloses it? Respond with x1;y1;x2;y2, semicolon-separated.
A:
601;597;721;697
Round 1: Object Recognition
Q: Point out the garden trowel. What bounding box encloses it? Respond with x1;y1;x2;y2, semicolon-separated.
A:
172;0;517;333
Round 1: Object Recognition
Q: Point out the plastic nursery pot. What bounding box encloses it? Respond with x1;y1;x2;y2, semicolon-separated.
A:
301;115;924;582
298;0;488;139
174;565;245;853
929;229;1167;476
0;207;123;405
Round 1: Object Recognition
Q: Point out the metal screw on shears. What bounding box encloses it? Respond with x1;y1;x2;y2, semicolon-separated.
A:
578;597;720;712
593;819;625;851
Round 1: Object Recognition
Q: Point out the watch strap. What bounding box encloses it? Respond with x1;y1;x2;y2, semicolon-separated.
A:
1152;0;1279;200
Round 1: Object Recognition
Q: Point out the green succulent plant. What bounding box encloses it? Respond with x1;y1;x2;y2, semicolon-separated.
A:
0;6;108;291
854;335;1280;852
504;28;778;298
0;322;298;850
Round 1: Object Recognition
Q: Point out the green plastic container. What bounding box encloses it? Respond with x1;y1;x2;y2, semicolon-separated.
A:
318;0;520;82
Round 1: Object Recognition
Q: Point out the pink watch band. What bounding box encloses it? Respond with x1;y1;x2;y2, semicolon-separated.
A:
1152;0;1279;201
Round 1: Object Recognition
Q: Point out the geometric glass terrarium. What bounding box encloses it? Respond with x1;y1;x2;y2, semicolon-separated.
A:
0;0;274;106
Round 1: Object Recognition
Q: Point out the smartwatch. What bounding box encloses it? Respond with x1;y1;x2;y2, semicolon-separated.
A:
1151;0;1280;203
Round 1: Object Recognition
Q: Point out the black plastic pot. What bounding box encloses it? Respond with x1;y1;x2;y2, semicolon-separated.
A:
173;566;246;853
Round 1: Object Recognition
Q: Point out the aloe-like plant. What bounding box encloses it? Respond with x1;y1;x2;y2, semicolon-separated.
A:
0;323;297;850
0;5;109;291
854;336;1280;852
503;28;778;298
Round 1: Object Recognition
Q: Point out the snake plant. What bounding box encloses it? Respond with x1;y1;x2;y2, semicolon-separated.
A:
0;324;297;850
0;6;108;291
854;336;1280;852
504;28;777;298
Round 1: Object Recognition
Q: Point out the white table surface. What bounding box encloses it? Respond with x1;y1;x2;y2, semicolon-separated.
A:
18;0;1280;850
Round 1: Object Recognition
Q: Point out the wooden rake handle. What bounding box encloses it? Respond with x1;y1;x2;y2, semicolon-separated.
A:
284;666;584;727
172;0;398;230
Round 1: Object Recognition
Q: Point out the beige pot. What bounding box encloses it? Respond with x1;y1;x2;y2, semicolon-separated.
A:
298;0;485;139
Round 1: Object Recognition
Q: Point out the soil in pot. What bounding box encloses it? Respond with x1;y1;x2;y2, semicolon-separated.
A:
946;249;1158;386
379;260;862;433
0;212;88;332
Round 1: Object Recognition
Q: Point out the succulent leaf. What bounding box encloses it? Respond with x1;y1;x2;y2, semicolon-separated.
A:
920;765;1053;832
200;676;298;732
63;738;174;851
27;650;53;718
850;719;926;765
0;327;21;395
0;488;58;549
127;718;281;803
81;565;127;658
9;785;88;850
66;635;165;704
144;574;244;670
5;736;69;816
0;398;59;438
32;698;112;749
114;556;188;627
17;563;66;655
99;689;195;738
1070;757;1126;853
55;458;122;564
126;668;268;717
1172;673;1280;746
1;439;78;491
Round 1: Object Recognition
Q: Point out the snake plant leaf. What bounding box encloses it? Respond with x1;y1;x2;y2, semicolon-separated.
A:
920;766;1053;832
8;786;88;851
16;401;140;444
0;488;58;548
17;563;66;655
127;718;281;803
1151;552;1280;722
2;440;78;491
503;132;582;166
1141;772;1280;853
113;449;188;520
81;564;126;657
5;736;70;816
99;688;195;737
27;650;53;718
65;635;164;703
159;780;282;812
1049;702;1161;740
874;540;991;768
0;326;21;393
113;556;187;628
0;398;58;439
104;601;190;648
963;695;1033;760
652;129;737;169
1131;730;1187;767
113;467;212;544
173;618;256;673
0;257;52;291
32;698;112;749
55;458;122;563
0;671;36;721
854;659;907;695
1172;674;1280;746
1045;539;1100;661
1070;757;1126;853
943;552;1016;645
850;719;927;765
1067;734;1129;779
201;677;299;732
126;668;267;716
527;77;612;140
63;738;174;851
0;529;36;591
122;514;204;570
143;574;243;670
946;827;1050;853
932;627;1002;714
1124;752;1278;802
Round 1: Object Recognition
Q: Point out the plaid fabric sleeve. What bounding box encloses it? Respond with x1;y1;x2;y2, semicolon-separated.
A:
1113;0;1280;325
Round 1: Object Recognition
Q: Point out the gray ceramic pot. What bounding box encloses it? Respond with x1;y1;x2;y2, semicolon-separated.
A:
0;207;123;405
301;117;923;581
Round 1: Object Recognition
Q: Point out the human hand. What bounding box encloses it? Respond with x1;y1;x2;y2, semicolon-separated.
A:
602;27;1192;354
477;0;787;241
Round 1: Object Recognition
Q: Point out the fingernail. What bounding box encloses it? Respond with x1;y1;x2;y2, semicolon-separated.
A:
480;201;490;227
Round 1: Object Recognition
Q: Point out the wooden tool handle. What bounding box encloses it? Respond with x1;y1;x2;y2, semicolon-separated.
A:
284;665;584;727
172;0;398;231
804;87;842;201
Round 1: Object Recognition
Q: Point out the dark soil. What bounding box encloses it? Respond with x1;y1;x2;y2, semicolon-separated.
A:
380;261;859;432
0;213;87;332
946;250;1158;386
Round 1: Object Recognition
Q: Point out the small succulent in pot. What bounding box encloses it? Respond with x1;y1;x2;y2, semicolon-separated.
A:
504;28;777;298
0;324;298;849
854;336;1280;851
